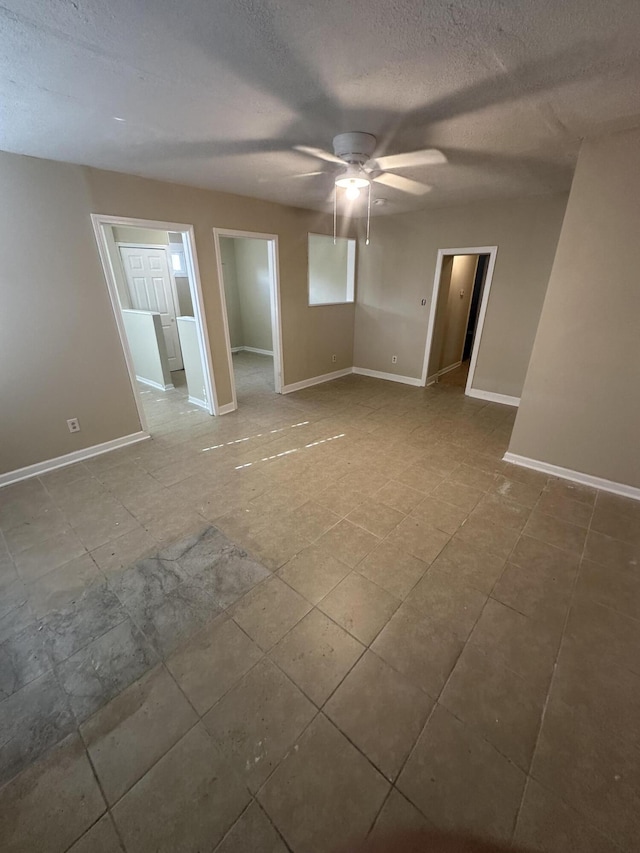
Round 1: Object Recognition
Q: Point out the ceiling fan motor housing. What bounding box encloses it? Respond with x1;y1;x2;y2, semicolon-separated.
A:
332;132;377;164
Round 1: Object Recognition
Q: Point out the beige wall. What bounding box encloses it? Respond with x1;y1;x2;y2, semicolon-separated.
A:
219;237;243;348
234;237;273;352
427;254;477;378
174;278;193;317
112;226;169;245
427;256;453;379
442;254;477;370
509;127;640;488
166;232;194;317
0;154;140;474
219;236;273;351
104;225;131;308
0;150;355;476
354;195;567;396
84;166;356;400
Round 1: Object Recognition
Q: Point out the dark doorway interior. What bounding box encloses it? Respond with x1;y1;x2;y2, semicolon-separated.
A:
463;254;489;362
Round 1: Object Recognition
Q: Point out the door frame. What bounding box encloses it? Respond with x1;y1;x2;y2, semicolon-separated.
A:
212;228;284;410
116;242;184;371
420;245;498;396
91;214;220;431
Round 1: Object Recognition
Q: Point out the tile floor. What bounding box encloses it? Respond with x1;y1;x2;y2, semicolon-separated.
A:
232;349;276;400
436;359;470;388
0;353;639;852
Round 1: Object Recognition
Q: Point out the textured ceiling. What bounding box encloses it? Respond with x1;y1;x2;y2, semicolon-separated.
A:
2;0;640;215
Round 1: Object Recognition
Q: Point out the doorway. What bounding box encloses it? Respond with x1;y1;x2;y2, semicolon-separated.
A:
213;229;283;410
421;246;497;394
92;215;219;433
118;243;183;371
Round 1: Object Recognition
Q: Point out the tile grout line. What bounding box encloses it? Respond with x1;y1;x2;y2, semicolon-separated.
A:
495;477;554;840
74;723;129;853
3;377;636;851
425;478;549;841
363;489;524;833
510;482;597;841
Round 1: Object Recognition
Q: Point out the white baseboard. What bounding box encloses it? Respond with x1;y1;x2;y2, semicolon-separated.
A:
503;452;640;502
231;346;274;357
282;366;424;393
217;401;238;415
136;376;174;392
0;431;151;488
352;367;423;387
188;396;209;410
281;368;352;394
439;361;462;376
466;388;520;407
426;361;463;385
242;346;274;356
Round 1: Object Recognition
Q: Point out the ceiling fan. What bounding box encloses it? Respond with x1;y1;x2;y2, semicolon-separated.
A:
292;132;447;200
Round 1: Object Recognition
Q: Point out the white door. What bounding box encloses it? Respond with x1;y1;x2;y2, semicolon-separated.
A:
119;245;183;371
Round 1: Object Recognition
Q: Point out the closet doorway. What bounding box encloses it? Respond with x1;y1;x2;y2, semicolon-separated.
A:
213;229;283;410
421;246;497;396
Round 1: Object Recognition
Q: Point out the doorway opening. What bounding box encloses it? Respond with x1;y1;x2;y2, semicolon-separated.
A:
213;229;283;410
421;246;497;395
92;215;219;434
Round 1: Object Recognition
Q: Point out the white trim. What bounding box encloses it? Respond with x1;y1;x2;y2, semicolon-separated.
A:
425;361;464;385
136;376;174;392
466;388;520;407
218;402;237;415
427;360;463;384
90;215;219;419
231;346;274;356
181;226;218;414
188;395;209;410
503;452;640;502
243;346;274;356
281;368;352;394
212;229;284;406
353;367;422;386
306;232;356;306
440;360;462;376
420;247;499;399
0;432;150;488
465;249;499;399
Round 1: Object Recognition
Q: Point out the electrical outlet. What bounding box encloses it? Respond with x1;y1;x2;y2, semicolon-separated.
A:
67;418;80;433
391;355;398;364
332;354;337;363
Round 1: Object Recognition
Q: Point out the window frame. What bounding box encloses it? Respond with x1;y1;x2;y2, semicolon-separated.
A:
307;232;357;307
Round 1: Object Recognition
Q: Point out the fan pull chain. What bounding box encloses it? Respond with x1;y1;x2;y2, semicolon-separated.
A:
366;181;371;245
333;186;337;245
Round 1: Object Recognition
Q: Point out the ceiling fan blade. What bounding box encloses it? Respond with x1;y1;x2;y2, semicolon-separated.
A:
368;149;447;171
257;171;325;183
373;173;432;195
293;145;345;165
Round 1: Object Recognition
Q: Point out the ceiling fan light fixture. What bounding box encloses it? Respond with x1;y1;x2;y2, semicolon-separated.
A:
335;174;370;190
335;164;370;196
